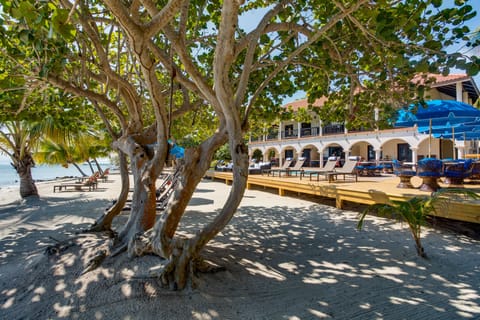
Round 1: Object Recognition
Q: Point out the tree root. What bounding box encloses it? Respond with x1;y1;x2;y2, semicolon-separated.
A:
129;231;154;257
148;256;225;290
44;236;76;256
78;221;117;238
109;242;127;258
81;250;107;275
194;258;226;274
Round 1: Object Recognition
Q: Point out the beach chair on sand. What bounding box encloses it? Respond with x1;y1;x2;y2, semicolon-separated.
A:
53;177;98;192
322;157;359;183
98;168;110;182
303;157;338;181
113;169;181;212
264;159;293;176
77;171;100;183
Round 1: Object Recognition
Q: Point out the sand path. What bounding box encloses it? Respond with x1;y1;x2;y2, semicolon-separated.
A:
0;173;479;319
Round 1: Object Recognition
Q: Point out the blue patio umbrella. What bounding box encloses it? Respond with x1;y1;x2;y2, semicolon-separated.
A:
395;100;480;140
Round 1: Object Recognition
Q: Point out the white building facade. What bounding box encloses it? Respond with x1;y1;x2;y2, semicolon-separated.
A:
248;74;480;167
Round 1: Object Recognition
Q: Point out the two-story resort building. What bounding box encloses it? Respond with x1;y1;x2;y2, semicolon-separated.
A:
248;74;480;168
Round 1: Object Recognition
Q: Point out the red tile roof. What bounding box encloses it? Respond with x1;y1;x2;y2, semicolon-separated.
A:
283;96;328;111
282;74;475;110
412;73;470;87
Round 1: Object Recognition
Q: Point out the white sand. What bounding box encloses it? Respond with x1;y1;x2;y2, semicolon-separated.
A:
0;173;479;319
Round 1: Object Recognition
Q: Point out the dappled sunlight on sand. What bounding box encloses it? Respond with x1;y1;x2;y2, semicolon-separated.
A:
0;179;479;319
240;258;286;280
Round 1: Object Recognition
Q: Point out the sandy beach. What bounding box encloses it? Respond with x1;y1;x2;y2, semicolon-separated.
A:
0;172;479;319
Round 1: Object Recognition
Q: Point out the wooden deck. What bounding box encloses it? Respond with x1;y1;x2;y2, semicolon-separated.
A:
205;170;480;224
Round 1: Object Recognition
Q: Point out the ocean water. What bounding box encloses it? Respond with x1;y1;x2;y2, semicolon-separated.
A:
0;162;112;188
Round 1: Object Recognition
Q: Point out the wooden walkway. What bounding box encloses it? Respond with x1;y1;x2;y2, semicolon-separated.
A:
206;170;480;224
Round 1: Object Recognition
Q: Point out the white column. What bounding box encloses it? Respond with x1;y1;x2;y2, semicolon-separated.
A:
410;147;418;163
298;122;302;138
456;82;463;102
457;146;465;159
319;120;323;137
278;122;282;140
375;149;381;163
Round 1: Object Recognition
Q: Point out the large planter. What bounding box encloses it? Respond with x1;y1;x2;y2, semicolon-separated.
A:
469;161;480;182
443;159;473;186
392;159;416;188
417;158;443;192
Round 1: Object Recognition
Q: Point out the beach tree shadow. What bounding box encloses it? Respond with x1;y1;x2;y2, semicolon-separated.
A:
1;193;479;319
358;188;480;258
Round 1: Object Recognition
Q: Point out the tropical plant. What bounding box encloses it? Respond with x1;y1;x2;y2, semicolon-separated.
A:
357;189;480;258
0;24;100;198
34;138;89;176
214;143;232;162
0;121;42;198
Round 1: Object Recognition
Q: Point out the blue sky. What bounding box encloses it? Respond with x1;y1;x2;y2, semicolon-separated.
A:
1;2;479;164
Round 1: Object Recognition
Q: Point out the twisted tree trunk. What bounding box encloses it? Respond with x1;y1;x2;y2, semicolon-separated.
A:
87;151;130;232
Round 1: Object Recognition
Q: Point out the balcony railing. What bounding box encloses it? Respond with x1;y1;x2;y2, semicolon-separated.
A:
282;129;298;139
300;127;320;137
348;126;372;133
266;131;279;140
323;124;345;135
250;124;373;142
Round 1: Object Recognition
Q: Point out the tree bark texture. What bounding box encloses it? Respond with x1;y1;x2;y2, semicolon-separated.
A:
13;153;39;199
88;150;130;232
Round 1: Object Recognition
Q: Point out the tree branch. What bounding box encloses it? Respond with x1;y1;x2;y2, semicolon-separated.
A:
243;0;370;122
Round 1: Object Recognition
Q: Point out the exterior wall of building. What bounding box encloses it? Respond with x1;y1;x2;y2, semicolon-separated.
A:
249;127;474;164
248;76;478;166
426;89;451;101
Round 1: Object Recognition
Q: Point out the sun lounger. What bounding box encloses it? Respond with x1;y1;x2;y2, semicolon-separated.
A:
77;171;100;183
324;157;359;183
98;168;110;182
303;157;338;181
109;169;181;212
264;159;293;176
312;157;359;183
277;158;306;177
53;179;98;192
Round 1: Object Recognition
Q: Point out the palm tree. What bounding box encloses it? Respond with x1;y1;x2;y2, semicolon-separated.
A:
0;120;43;198
35;128;112;177
34;138;89;177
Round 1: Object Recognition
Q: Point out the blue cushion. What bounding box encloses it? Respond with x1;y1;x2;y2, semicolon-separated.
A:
394;170;417;177
417;158;442;177
392;159;402;169
399;170;416;176
418;171;442;177
443;162;463;176
472;162;480;174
